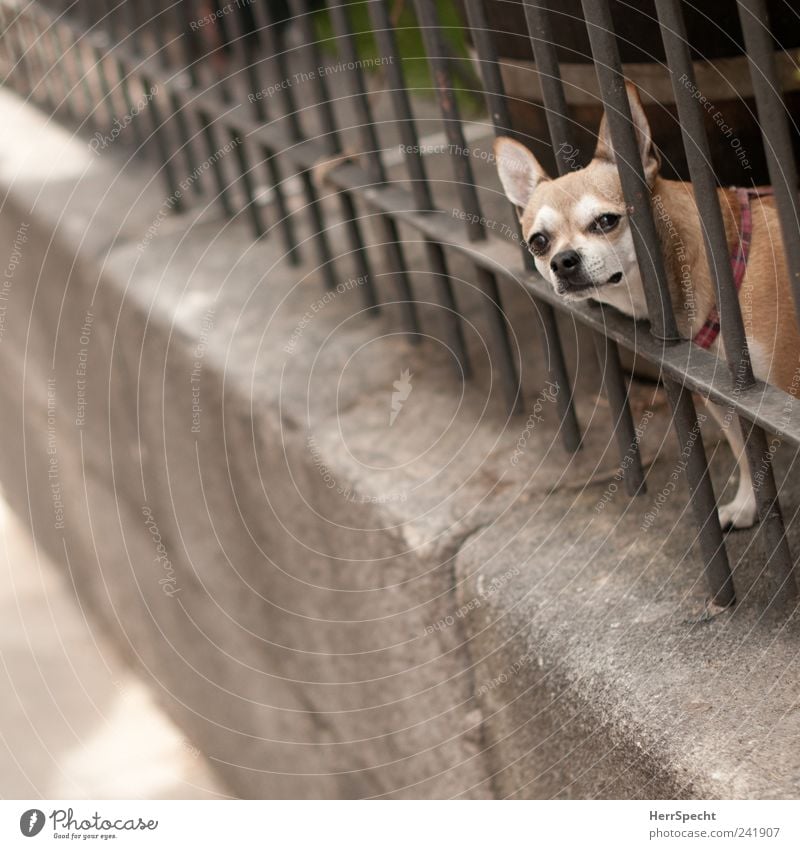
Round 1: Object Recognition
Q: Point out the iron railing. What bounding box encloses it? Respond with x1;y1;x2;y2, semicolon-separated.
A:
3;0;800;609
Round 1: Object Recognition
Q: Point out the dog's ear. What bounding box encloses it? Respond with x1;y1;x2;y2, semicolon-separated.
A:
494;137;549;215
594;82;660;185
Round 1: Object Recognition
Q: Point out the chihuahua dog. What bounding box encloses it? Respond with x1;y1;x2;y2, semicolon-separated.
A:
494;83;800;530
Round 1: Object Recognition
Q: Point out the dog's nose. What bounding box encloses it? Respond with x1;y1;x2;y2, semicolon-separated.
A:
550;249;581;277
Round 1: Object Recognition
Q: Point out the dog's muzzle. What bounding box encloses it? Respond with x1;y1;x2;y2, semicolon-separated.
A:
550;249;582;278
551;249;593;294
551;249;623;295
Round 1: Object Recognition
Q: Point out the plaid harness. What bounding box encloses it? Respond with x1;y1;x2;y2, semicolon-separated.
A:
692;187;771;349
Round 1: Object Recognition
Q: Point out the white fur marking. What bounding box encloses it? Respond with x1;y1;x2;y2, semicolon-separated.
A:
533;205;563;236
574;195;604;229
747;339;772;384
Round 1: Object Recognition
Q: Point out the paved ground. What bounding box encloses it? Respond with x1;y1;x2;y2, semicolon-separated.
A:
0;493;229;799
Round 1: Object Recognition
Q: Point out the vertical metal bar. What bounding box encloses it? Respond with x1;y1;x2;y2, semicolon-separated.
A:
254;3;349;277
324;2;383;184
325;1;418;328
59;5;92;117
73;4;115;132
656;0;795;602
49;17;76;118
124;0;144;52
1;8;29;99
119;63;147;153
369;0;472;379
369;14;482;364
182;0;226;101
141;0;163;61
367;0;470;373
71;15;102;128
738;0;800;323
231;129;267;238
130;1;203;196
581;0;681;344
413;0;522;412
173;0;200;88
20;13;53;108
468;0;586;453
297;169;337;288
24;12;50;102
93;41;120;131
146;72;186;212
519;0;639;472
12;10;36;101
655;1;754;388
237;4;301;259
147;4;204;192
50;12;82;121
159;0;188;72
413;0;486;241
32;7;60;112
104;0;124;43
287;0;343;151
126;2;163;158
582;0;734;602
254;5;344;282
135;2;205;189
286;0;377;300
225;0;265;120
262;143;301;265
168;86;204;190
591;335;648;495
97;0;142;149
663;380;736;608
250;1;302;139
197;110;234;218
744;428;798;606
204;0;236;104
180;0;204;88
94;0;132;128
16;6;60;112
77;3;117;129
366;2;432;211
0;5;15;88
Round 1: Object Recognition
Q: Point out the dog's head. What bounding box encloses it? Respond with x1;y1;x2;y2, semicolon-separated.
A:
494;83;659;304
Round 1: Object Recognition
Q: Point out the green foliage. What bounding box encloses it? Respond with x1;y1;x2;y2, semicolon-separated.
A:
312;1;482;111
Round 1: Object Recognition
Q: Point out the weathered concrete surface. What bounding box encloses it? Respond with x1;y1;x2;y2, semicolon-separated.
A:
455;439;800;799
2;85;798;800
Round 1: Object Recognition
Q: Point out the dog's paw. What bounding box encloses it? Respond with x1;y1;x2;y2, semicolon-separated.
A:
718;495;758;530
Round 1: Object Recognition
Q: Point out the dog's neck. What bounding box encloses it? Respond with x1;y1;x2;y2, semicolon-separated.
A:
595;177;722;339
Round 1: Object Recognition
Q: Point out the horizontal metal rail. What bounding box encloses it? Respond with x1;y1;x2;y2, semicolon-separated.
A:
5;0;800;607
17;2;800;442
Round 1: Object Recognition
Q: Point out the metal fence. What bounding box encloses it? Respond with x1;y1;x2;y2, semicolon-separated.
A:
3;0;800;609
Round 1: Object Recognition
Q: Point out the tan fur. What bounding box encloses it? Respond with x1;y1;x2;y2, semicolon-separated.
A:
651;178;800;394
493;83;800;530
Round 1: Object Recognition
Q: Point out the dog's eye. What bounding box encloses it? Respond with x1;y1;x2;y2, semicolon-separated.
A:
529;233;549;255
591;213;620;234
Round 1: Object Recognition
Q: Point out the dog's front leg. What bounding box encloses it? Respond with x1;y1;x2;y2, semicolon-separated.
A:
699;398;758;530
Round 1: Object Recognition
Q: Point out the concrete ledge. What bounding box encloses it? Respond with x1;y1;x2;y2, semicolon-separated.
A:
455;452;800;799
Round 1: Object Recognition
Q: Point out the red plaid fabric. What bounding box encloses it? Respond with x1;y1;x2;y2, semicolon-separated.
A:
692;187;771;350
